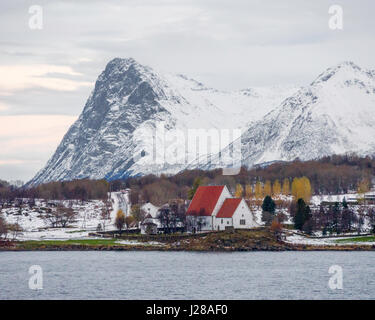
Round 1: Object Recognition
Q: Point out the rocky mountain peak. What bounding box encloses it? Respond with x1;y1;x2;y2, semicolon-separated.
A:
311;61;366;86
28;59;375;186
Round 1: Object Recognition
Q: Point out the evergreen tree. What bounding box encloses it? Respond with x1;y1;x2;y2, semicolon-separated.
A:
294;198;311;231
262;195;276;214
341;207;355;233
302;218;314;235
332;202;341;233
261;195;276;226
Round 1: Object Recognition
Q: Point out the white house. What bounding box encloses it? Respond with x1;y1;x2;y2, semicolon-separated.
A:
139;202;184;234
186;185;231;231
140;215;159;234
214;198;257;231
140;203;161;234
186;185;258;232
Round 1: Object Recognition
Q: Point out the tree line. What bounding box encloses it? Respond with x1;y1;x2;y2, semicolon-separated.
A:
114;154;373;206
1;154;373;205
0;179;109;203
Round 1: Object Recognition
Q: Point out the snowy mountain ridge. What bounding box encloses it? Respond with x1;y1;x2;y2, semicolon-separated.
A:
28;59;375;185
201;61;375;170
28;57;297;185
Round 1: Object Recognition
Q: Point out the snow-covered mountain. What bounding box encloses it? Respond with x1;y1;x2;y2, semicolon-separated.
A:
204;61;375;170
28;58;296;185
28;58;375;185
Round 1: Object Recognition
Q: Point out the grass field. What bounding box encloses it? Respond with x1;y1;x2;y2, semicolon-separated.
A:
18;238;122;249
335;236;375;243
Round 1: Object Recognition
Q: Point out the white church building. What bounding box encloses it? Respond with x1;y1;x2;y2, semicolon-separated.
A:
186;185;258;232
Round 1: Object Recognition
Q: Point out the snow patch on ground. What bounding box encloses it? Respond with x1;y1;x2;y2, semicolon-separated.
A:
1;192;132;240
285;232;375;246
115;240;164;246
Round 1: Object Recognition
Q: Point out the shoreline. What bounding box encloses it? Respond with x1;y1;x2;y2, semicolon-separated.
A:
2;245;375;252
2;228;375;252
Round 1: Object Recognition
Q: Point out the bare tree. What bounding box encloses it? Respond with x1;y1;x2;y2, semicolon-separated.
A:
158;206;172;234
186;214;198;233
341;207;356;233
44;204;77;228
270;219;283;241
367;207;375;233
357;207;365;235
8;223;22;240
101;201;111;231
131;204;145;224
59;206;77;227
0;213;8;239
169;200;186;232
125;215;135;229
157;202;186;234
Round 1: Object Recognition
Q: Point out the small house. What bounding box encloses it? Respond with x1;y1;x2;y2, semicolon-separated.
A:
215;198;257;231
186;185;258;232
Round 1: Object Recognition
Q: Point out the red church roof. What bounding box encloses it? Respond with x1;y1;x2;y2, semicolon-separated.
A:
216;198;242;218
186;186;225;216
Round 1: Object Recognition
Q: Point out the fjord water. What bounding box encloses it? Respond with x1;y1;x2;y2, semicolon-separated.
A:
0;251;374;299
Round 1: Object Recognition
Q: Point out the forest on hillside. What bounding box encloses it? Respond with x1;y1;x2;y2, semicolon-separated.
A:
121;154;374;206
0;154;374;205
0;179;109;202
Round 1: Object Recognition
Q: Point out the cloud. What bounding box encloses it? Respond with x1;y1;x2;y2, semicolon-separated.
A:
0;114;77;181
0;159;30;165
0;64;93;93
0;102;9;111
0;114;76;143
77;57;93;63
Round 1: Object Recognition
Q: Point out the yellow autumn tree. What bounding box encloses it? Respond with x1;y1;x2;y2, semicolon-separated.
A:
272;179;281;197
245;184;253;199
301;176;312;202
125;215;135;229
357;178;370;203
115;209;126;233
264;180;272;197
291;177;299;198
235;184;243;198
357;178;370;195
291;176;311;203
254;181;263;201
282;178;290;195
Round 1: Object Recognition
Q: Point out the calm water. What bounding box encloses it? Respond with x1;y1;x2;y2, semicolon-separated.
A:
0;251;374;299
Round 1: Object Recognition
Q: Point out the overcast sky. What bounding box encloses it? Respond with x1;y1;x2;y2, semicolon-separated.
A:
0;0;374;182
